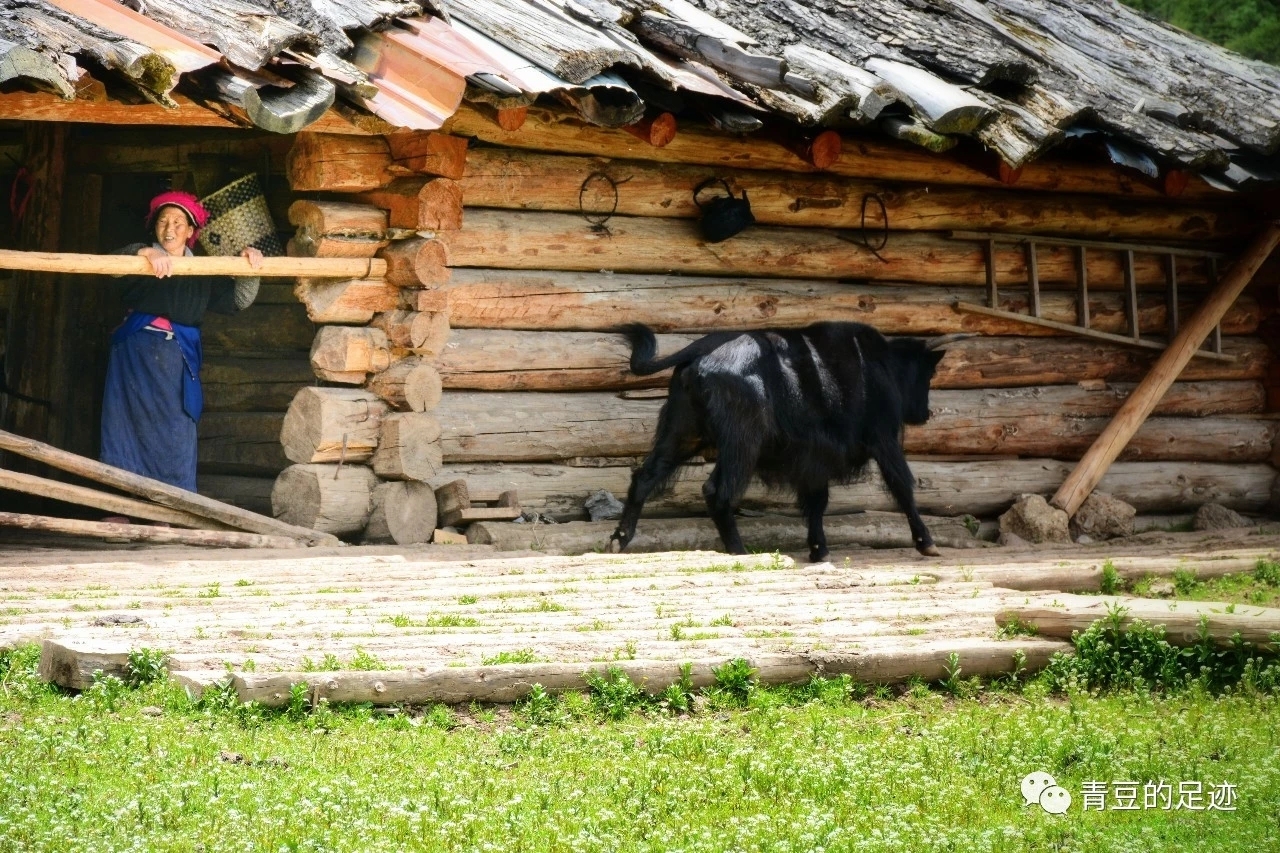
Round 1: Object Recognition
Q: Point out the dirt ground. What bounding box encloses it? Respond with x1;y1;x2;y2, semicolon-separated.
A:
1;526;1276;678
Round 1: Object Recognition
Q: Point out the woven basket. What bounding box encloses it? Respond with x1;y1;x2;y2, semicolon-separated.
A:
197;173;283;257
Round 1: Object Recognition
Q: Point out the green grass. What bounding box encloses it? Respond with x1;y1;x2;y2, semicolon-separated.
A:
1127;564;1280;608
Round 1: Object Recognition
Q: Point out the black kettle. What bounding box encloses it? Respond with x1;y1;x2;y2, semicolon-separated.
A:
694;178;754;243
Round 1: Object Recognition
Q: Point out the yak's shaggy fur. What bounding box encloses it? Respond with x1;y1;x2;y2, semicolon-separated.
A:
608;322;950;561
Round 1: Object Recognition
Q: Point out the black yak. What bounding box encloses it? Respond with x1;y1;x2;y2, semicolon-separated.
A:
607;322;963;561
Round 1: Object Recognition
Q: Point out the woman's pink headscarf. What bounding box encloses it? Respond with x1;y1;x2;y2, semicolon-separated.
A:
147;191;209;248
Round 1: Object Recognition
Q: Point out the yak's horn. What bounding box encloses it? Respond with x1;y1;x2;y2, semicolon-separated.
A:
924;333;976;350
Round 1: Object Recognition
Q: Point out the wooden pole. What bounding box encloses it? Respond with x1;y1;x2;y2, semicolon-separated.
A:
1051;222;1280;516
0;511;300;549
0;468;226;529
0;250;386;279
0;429;340;545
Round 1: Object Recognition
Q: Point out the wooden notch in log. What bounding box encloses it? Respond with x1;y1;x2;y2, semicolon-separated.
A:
287;200;388;258
457;148;1247;242
0;428;337;545
309;326;392;384
0;511;300;549
365;357;442;412
621;112;677;148
271;463;376;536
385;132;468;180
379;238;450;288
0;250;385;279
371;309;451;356
362;481;438;544
998;595;1280;650
294;278;399;324
1052;221;1280;516
427;211;1214;288
371;412;442;481
353;178;463;230
0;467;228;529
435;479;521;527
280;387;389;465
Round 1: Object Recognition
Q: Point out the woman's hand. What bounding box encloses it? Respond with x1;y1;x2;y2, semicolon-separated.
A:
138;246;174;278
241;246;264;270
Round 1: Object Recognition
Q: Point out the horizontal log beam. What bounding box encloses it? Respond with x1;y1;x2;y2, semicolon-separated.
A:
442;104;1226;200
461;148;1247;241
435;459;1277;520
432;389;1279;464
441;270;1259;336
432;211;1211;287
0;250;385;279
0;512;300;549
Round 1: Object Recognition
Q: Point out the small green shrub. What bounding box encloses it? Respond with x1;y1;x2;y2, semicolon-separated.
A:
1255;558;1280;587
1100;559;1121;595
125;648;167;688
709;658;757;707
482;649;541;665
584;666;645;720
995;616;1038;640
519;683;562;725
658;663;696;713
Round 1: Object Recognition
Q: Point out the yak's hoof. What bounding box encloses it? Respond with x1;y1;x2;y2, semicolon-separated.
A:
919;544;941;557
607;535;625;554
808;547;829;563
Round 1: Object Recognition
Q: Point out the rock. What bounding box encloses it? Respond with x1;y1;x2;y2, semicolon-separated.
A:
1075;534;1094;545
1193;503;1251;531
1069;492;1136;541
1147;580;1175;597
998;494;1071;544
585;489;624;522
998;530;1030;548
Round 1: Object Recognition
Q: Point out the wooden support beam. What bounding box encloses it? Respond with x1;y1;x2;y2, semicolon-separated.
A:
0;250;385;279
0;429;338;545
1051;222;1280;516
0;468;226;529
0;511;300;549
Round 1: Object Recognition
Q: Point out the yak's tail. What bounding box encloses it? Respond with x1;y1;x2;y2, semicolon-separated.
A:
620;323;722;376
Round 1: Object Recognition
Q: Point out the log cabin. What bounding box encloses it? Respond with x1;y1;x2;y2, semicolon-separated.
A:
1;0;1279;546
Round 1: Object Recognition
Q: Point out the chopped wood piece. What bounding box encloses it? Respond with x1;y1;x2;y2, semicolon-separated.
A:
287;235;387;259
280;387;389;465
294;278;399;324
287;132;392;191
371;412;442;481
288;200;387;239
271;463;377;536
432;528;468;544
379;238;449;288
371;310;451;356
365;357;442;412
362;481;437;544
386;132;468;179
309;327;392;383
622;112;677;148
353;178;464;230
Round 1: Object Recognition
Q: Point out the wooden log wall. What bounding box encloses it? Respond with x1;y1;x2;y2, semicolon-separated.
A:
277;115;1279;542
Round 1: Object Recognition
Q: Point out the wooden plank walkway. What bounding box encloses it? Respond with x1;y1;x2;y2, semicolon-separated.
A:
1;537;1275;703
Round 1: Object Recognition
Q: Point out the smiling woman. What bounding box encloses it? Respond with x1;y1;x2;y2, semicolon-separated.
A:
99;191;264;493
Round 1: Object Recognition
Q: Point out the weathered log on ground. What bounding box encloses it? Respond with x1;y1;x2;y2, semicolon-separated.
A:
202;305;314;355
231;638;1072;706
287;200;387;257
431;211;1211;287
0;511;300;549
366;357;443;412
198;475;274;517
436;329;1268;391
0;468;226;529
371;412;443;481
354;178;464;230
371;310;451;356
294;278;399;324
362;481;438;544
271;463;377;536
468;511;982;554
442;270;1259;336
202;358;315;412
198;413;289;476
442;104;1225;200
998;595;1280;650
432;459;1277;519
39;638;130;692
461;148;1246;240
379;238;451;288
281;388;389;465
431;388;1276;463
310;327;392;384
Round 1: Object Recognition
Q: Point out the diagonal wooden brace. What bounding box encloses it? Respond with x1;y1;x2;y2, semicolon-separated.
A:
1052;222;1280;516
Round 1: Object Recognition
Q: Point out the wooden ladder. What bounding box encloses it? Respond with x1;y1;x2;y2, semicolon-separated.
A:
949;231;1235;362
